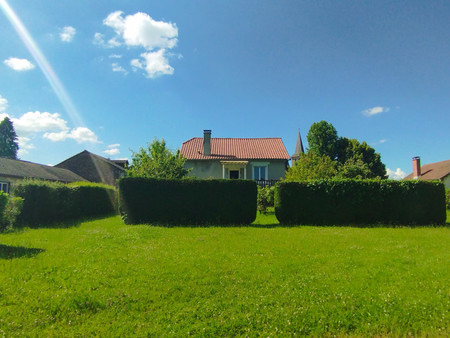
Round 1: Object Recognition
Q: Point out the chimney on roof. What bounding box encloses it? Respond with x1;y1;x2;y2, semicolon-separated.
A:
412;156;421;179
203;130;211;156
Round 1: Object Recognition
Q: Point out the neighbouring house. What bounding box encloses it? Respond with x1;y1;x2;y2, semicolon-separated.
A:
55;150;126;187
403;157;450;188
180;130;290;184
0;157;86;193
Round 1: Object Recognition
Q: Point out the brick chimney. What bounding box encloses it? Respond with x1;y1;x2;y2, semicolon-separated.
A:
412;156;421;179
203;130;211;156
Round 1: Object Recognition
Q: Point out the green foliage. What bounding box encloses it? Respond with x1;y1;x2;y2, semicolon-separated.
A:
303;121;387;180
0;216;449;336
119;177;257;225
446;189;450;209
306;120;338;159
257;186;275;214
286;153;337;181
0;117;19;159
127;138;189;179
0;196;23;231
13;180;117;226
0;192;7;231
275;179;446;226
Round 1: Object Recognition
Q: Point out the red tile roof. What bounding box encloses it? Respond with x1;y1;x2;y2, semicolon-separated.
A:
181;138;290;160
403;159;450;181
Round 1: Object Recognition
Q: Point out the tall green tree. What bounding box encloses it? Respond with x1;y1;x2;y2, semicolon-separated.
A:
0;117;19;159
306;121;338;159
286;153;337;181
127;138;189;179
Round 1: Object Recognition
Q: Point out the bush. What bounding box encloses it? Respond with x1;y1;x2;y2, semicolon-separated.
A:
119;178;257;225
13;180;117;227
0;191;8;231
446;189;450;209
275;179;446;226
257;186;275;214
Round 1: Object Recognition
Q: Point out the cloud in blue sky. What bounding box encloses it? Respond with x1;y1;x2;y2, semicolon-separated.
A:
0;95;7;112
3;57;35;71
386;168;407;180
60;26;76;42
95;11;179;78
362;106;390;117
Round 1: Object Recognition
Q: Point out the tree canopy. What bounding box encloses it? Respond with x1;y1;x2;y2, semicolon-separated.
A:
292;120;387;180
0;117;19;159
126;138;189;179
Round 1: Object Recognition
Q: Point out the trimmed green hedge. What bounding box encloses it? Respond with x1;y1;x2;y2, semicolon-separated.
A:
13;180;117;226
118;178;257;225
275;180;446;226
0;192;7;231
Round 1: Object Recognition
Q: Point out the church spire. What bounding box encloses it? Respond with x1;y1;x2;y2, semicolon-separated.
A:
291;129;304;163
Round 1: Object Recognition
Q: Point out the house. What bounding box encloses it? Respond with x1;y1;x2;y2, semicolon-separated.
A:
403;157;450;188
0;157;86;193
180;130;290;183
55;150;126;187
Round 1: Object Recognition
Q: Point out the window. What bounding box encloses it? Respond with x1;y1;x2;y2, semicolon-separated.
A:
229;170;239;179
253;166;266;180
0;182;9;194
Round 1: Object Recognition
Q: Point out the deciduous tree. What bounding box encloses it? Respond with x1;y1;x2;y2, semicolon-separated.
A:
127;138;189;179
286;153;337;181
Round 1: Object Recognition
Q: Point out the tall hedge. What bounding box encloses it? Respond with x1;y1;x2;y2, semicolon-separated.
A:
13;180;117;226
118;178;257;225
275;179;446;226
0;191;8;231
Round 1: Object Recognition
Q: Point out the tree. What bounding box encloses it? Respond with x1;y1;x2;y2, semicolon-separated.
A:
127;138;189;179
306;121;338;159
336;138;387;179
285;153;337;181
0;117;19;159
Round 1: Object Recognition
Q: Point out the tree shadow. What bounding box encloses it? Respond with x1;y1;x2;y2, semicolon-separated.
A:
0;244;45;259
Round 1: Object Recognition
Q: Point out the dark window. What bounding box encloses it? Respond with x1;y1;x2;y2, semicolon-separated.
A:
229;170;239;179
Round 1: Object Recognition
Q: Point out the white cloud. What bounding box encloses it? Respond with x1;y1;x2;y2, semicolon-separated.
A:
104;148;120;156
0;95;8;112
379;139;387;144
103;11;178;50
131;50;174;78
362;106;390;117
11;111;68;135
109;54;122;59
3;57;35;71
44;127;100;144
17;136;35;156
112;62;128;74
387;168;407;180
60;26;76;42
107;143;120;148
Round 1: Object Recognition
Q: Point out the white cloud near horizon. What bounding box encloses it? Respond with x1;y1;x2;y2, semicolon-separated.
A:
107;143;120;148
95;11;179;78
104;148;120;156
3;57;35;71
362;106;390;117
387;168;407;180
11;111;69;135
0;95;8;112
60;26;76;42
44;127;100;144
17;136;35;156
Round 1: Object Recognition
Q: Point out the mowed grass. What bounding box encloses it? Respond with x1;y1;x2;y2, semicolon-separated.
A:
0;215;449;336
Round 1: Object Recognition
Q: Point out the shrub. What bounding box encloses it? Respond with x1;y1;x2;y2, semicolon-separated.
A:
119;178;257;225
257;186;275;214
275;179;446;226
0;191;8;231
13;180;117;227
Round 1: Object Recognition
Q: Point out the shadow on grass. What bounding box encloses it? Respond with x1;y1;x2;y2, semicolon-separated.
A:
0;244;45;259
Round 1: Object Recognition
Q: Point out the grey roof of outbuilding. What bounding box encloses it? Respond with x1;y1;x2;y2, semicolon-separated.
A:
0;157;87;183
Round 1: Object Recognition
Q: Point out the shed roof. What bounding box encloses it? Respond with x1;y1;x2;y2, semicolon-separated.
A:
0;157;86;183
181;137;290;160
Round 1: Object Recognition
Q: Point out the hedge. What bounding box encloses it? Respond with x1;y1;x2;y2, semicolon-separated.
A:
13;180;117;226
275;179;446;226
0;191;7;231
118;177;257;225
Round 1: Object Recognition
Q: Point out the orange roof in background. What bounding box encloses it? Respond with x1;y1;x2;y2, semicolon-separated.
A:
403;159;450;180
181;137;290;160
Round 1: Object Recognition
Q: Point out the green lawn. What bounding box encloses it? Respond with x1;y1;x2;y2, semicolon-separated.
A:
0;215;449;336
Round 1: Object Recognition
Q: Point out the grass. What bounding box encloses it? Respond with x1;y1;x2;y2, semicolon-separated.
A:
0;214;449;336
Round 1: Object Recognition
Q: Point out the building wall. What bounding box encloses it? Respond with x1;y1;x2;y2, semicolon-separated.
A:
444;175;450;189
185;160;288;180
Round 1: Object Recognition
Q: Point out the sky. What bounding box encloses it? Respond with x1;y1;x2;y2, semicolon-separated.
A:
1;0;449;179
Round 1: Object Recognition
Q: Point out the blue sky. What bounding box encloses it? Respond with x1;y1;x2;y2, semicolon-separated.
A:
1;0;449;179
